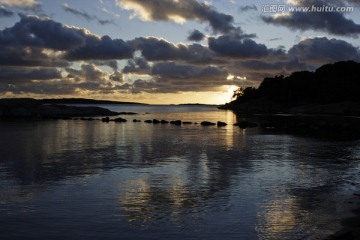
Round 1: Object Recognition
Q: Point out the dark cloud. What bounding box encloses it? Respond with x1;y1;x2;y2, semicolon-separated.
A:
0;14;87;50
110;71;123;82
288;37;360;63
0;66;62;83
1;11;359;97
0;80;77;95
208;35;278;59
0;64;121;95
121;62;228;93
187;29;205;42
0;5;14;17
262;0;360;37
66;35;133;60
0;46;70;67
238;58;306;74
117;0;238;34
122;57;151;74
63;3;93;21
64;64;122;91
63;3;115;26
227;37;360;83
65;64;107;82
128;37;178;61
151;61;225;79
128;37;220;64
0;15;132;61
239;5;257;12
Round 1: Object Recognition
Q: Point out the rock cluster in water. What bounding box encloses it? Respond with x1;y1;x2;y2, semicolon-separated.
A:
0;99;261;130
3;98;360;139
133;119;231;127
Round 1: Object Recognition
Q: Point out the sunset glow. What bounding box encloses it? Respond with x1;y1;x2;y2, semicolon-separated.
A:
0;0;359;104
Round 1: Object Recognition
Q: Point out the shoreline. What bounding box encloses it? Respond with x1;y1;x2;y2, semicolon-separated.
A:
0;98;119;118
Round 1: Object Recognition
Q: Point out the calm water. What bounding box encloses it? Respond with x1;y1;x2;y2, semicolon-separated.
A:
1;105;360;240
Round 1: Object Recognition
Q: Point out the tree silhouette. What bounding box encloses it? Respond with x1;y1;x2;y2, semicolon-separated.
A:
222;60;360;113
232;87;244;100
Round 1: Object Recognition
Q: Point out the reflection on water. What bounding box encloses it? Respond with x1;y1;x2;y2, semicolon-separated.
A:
0;107;360;240
257;197;301;239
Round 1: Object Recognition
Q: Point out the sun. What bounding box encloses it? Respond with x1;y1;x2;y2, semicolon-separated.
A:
227;85;239;94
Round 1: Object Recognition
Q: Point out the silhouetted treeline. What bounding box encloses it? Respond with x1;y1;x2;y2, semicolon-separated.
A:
222;61;360;113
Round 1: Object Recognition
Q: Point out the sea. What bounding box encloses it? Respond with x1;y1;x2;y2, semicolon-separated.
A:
1;104;360;240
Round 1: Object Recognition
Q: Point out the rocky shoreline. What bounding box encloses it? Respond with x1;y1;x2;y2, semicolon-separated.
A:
254;114;360;140
219;99;360;117
0;98;118;118
3;98;360;140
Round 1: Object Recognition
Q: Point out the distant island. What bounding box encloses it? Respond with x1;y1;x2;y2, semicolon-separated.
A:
0;98;216;119
220;60;360;116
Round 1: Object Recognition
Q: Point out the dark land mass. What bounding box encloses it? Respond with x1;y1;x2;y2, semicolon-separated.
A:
220;60;360;116
220;60;360;239
175;103;219;106
40;98;147;105
220;61;360;140
0;98;119;118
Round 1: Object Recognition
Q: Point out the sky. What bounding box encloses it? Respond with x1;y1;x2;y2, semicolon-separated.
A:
0;0;359;104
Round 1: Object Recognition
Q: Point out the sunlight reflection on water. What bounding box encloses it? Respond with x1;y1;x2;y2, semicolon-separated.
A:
0;106;360;239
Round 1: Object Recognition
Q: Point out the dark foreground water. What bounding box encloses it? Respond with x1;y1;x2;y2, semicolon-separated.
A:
1;105;360;240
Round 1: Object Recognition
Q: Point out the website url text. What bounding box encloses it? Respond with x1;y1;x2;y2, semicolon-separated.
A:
262;4;354;13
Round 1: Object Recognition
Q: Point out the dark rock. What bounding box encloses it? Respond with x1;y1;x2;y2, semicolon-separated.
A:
183;121;192;124
102;117;110;122
160;120;169;124
113;117;127;122
144;120;153;123
217;121;227;127
133;119;141;122
201;121;216;126
234;121;258;129
170;120;182;125
153;119;160;124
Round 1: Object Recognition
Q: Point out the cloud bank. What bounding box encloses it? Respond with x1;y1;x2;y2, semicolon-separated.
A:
0;1;359;100
116;0;239;34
